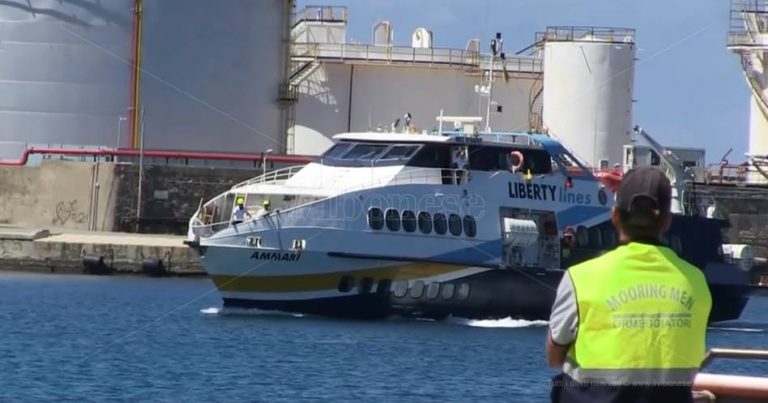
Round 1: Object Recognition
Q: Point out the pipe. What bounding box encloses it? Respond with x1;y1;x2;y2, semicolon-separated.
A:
0;147;315;167
136;106;145;228
129;0;144;149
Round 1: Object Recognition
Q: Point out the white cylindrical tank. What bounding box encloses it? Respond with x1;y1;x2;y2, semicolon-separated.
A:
749;93;768;156
542;28;636;169
0;0;134;150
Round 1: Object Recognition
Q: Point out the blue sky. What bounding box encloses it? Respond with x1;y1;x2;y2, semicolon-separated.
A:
297;0;750;164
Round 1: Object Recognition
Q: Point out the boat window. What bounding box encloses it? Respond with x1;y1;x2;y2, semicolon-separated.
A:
410;281;425;298
456;283;470;300
426;283;440;300
552;153;590;177
441;283;455;300
467;146;552;174
343;143;389;160
650;151;661;166
338;276;355;293
393;280;409;298
434;213;448;235
448;214;462;236
463;216;477;238
322;143;352;159
359;277;374;294
418;212;432;234
368;208;384;230
380;145;420;160
602;227;617;248
407;144;451;168
576;226;589;246
402;210;417;233
588;227;602;249
376;279;392;295
385;209;400;231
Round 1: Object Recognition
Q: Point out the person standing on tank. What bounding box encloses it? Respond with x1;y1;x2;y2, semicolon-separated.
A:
546;166;712;403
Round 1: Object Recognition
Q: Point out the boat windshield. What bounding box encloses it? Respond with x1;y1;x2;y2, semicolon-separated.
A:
344;143;389;160
320;142;421;166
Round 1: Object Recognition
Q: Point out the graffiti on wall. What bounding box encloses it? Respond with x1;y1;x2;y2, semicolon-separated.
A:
52;200;88;226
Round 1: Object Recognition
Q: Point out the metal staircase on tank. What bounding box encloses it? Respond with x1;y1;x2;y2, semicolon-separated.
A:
280;6;344;153
729;0;768;180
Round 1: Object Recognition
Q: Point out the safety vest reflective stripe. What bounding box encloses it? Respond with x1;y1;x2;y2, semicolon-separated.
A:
564;242;712;385
563;358;698;385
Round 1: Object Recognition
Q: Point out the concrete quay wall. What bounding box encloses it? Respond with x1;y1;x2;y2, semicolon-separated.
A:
0;160;118;231
0;160;262;235
0;229;204;276
113;163;256;234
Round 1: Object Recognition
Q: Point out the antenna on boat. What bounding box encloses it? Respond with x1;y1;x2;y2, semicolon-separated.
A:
475;32;505;133
438;109;444;135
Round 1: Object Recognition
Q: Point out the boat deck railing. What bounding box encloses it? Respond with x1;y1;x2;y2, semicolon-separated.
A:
231;165;307;189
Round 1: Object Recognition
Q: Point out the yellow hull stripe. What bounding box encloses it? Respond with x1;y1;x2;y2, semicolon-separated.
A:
211;262;463;293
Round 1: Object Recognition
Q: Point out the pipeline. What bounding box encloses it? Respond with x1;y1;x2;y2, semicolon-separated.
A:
0;147;315;167
129;0;144;148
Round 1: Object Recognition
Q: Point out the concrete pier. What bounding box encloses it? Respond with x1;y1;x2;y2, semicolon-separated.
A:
0;225;204;276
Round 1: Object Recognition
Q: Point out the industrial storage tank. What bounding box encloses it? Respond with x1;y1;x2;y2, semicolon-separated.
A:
541;27;635;169
0;0;134;154
0;0;290;155
138;0;289;153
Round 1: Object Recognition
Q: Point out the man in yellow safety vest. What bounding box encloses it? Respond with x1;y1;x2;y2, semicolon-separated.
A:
546;166;712;403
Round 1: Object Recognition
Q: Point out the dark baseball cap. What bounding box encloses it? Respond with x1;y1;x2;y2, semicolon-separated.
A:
616;167;672;225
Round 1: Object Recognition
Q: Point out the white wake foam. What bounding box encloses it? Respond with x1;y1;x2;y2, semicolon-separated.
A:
449;316;549;328
200;306;304;318
200;307;221;315
708;326;763;333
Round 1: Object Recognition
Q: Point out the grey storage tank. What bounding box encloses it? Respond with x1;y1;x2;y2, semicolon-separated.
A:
0;0;290;154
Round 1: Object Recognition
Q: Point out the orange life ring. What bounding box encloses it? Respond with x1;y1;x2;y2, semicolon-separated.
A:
508;151;524;172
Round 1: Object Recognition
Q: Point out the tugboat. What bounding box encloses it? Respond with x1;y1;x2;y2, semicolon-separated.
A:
186;114;768;323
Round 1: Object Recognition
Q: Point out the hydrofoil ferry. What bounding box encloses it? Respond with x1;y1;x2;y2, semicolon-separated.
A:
187;116;767;323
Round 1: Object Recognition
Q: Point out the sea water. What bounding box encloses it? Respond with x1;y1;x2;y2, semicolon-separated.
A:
1;273;766;402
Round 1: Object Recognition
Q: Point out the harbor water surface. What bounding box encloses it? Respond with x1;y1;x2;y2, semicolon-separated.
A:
2;272;767;402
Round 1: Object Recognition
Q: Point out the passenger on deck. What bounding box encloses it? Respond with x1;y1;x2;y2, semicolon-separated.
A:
450;147;468;184
546;167;712;403
560;226;577;259
230;201;251;226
